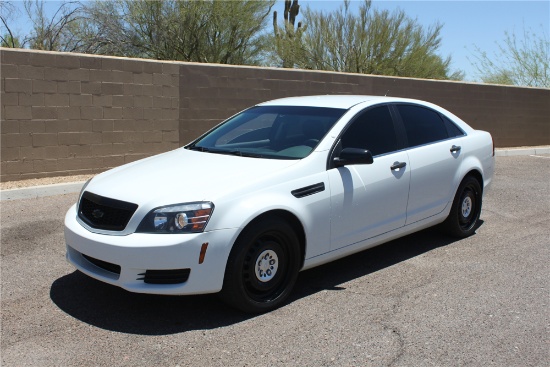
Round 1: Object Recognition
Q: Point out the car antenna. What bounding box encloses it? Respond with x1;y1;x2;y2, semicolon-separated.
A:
385;90;390;96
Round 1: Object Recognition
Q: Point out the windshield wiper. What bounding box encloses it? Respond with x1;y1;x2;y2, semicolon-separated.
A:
229;151;264;158
188;145;210;152
209;149;261;157
201;147;263;158
188;146;262;158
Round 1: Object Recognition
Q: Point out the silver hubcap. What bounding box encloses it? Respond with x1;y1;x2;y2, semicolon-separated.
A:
462;196;472;218
255;250;278;283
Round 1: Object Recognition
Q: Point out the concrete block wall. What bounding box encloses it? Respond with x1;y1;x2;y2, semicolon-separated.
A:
178;63;550;147
1;48;549;182
1;49;179;182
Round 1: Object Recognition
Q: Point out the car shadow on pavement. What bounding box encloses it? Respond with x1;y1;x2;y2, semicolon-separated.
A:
50;226;469;335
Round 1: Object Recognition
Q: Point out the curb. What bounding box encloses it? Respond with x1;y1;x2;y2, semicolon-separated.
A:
494;146;550;156
1;147;549;201
1;182;84;201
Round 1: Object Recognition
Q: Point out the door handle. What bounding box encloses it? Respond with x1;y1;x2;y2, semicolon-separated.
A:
450;145;461;153
391;161;407;171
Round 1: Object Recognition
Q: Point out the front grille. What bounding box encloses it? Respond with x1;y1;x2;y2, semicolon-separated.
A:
137;269;191;284
78;191;138;231
82;254;121;275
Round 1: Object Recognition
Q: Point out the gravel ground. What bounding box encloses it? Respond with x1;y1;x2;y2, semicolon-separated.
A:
1;155;549;367
0;174;94;190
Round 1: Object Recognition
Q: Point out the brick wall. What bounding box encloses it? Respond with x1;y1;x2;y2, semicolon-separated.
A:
1;49;179;182
1;48;549;182
177;63;550;147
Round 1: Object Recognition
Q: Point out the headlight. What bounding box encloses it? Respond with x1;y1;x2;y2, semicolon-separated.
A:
136;202;214;234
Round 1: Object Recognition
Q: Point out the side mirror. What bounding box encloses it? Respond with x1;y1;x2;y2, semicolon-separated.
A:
333;148;373;167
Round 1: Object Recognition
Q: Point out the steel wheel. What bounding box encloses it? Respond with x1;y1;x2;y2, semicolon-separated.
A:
254;249;279;283
459;187;476;231
444;175;482;238
242;234;288;303
221;217;300;313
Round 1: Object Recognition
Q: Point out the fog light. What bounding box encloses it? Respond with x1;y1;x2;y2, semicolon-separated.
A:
175;213;188;229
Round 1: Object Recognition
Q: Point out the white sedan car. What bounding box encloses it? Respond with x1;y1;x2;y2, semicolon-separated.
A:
65;95;494;313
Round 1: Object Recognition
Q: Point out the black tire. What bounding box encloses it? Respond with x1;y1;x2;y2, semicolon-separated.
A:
444;175;482;238
220;217;301;313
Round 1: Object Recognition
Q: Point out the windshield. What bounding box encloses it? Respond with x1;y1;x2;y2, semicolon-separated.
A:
186;106;346;159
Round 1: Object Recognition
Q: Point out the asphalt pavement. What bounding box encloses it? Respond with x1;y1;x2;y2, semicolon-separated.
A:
1;154;549;366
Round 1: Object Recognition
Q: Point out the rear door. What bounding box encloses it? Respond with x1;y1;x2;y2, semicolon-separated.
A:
392;104;465;225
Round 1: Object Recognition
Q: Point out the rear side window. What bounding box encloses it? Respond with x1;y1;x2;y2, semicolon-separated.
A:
396;105;449;147
442;115;466;138
340;105;398;156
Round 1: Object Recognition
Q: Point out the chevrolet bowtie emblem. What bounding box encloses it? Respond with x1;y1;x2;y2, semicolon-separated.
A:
92;209;104;219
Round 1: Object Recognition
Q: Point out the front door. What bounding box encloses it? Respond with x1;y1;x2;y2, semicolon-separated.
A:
329;152;410;250
328;105;410;250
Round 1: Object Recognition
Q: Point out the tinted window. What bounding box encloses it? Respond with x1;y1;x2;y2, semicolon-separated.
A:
396;105;449;147
340;105;398;156
442;115;465;137
188;106;346;159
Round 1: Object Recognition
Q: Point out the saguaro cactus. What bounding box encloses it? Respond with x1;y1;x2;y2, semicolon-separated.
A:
273;0;303;68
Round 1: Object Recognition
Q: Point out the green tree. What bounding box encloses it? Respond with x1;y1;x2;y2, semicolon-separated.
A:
23;0;82;51
290;0;462;80
73;0;275;65
1;0;82;50
0;33;21;48
0;1;21;47
470;26;549;88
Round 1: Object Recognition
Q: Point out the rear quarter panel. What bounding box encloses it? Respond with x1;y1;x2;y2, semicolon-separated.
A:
459;130;495;193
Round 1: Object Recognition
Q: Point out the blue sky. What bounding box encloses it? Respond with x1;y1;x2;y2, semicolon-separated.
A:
294;0;550;81
4;0;549;82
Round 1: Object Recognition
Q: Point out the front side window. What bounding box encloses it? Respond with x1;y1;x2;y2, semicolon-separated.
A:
339;105;398;156
396;104;449;147
187;106;346;159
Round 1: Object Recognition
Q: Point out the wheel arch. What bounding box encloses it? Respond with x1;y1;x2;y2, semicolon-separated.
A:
235;209;306;269
441;167;484;222
462;169;484;195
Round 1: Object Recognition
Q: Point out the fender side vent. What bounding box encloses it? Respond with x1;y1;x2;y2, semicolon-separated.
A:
137;269;191;284
291;182;325;198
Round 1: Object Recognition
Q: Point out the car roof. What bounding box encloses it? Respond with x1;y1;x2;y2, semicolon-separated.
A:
257;95;417;109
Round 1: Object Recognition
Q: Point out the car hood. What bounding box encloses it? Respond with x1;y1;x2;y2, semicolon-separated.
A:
85;148;299;207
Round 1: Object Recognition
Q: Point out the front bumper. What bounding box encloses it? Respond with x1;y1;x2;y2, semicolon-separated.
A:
64;204;239;295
